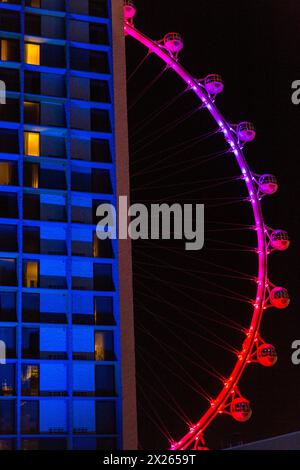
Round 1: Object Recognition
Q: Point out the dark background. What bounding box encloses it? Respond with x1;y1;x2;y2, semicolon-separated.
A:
125;0;300;449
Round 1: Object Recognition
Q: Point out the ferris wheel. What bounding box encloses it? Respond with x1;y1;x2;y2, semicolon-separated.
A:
124;0;290;450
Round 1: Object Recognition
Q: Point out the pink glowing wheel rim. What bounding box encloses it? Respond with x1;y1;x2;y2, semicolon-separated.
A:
124;4;289;450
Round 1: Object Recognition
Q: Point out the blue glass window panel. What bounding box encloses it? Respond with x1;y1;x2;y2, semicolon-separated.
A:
95;365;115;395
0;327;15;349
40;327;67;351
72;259;93;277
40;258;66;276
73;400;95;433
40;225;66;240
69;0;89;16
72;195;91;207
0;292;16;313
40;363;67;391
40;292;67;313
73;326;94;352
40;399;67;433
73;363;95;391
72;292;93;314
40;194;65;205
72;226;92;242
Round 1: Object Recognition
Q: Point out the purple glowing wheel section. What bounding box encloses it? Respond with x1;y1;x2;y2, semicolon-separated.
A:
124;3;290;450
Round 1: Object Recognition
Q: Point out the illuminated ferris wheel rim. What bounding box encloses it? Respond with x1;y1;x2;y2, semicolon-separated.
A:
124;2;290;451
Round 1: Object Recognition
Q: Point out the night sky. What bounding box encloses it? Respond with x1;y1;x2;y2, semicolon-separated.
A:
125;0;300;449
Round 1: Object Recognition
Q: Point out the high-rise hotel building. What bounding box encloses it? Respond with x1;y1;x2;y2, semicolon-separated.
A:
0;0;136;450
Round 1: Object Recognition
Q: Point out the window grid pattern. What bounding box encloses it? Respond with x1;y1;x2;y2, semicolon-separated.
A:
0;0;122;451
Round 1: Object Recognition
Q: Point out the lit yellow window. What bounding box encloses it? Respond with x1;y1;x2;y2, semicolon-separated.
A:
0;39;9;61
24;261;39;288
25;43;40;66
24;131;40;157
0;162;11;185
95;332;105;361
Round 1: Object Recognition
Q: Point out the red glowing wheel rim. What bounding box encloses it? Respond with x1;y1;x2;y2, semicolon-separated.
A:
124;5;289;450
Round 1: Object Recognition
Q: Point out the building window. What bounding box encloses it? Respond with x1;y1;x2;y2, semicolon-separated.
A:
0;400;16;434
0;162;12;185
0;129;19;154
95;401;116;434
40;327;67;359
89;0;108;18
90;23;108;45
0;258;17;287
0;292;16;322
0;192;18;219
22;293;40;323
95;365;115;396
25;13;41;37
70;48;109;74
40;168;66;190
24;101;40;125
32;164;39;188
0;364;15;396
40;400;67;433
40;364;67;396
72;400;95;434
21;438;67;450
0;68;20;92
94;297;114;325
24;71;41;95
90;80;110;104
0;224;18;252
40;195;66;222
0;327;16;358
23;193;40;220
22;365;39;396
0;11;20;33
25;0;41;7
0;38;18;62
0;98;20;122
23;226;40;254
95;331;104;361
0;39;9;61
91;139;111;163
21;400;39;434
0;0;21;4
24;131;40;157
21;439;39;450
93;263;114;291
0;162;18;185
24;162;39;188
25;42;40;65
95;331;114;361
93;234;113;259
0;161;18;186
0;439;15;451
23;260;39;288
22;328;39;359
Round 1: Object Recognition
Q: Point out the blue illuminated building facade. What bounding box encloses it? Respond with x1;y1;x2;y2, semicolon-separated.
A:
0;0;136;450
